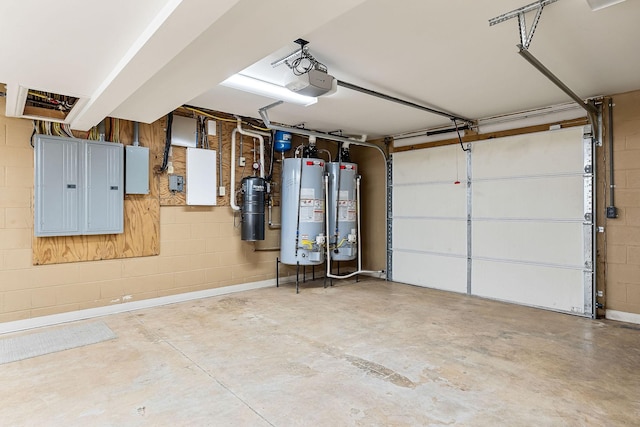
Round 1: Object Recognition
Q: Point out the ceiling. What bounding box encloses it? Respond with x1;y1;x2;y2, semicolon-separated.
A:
1;0;639;139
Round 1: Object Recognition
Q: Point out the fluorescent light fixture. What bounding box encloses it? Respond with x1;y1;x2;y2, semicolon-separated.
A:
586;0;626;11
220;74;318;106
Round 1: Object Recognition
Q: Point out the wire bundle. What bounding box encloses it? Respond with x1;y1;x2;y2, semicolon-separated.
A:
285;47;327;76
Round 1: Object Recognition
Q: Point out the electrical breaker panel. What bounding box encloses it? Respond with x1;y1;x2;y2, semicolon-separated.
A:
34;135;124;237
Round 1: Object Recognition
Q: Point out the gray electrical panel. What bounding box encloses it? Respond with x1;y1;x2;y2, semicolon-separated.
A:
125;145;150;194
34;136;82;236
84;141;124;234
34;135;124;237
170;115;197;147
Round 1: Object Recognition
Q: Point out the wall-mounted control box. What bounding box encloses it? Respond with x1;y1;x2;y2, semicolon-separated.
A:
169;174;184;192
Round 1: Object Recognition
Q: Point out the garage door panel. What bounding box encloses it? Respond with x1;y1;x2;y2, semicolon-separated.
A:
394;183;466;218
473;127;584;179
473;176;584;220
394;251;467;293
391;125;592;317
472;260;585;313
394;218;466;255
393;145;464;184
472;221;584;267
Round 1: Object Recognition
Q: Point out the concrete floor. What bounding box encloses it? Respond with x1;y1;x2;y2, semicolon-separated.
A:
0;279;639;426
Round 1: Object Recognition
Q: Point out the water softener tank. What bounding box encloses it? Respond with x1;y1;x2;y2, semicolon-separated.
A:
273;131;292;153
241;176;266;241
326;162;358;261
280;158;325;265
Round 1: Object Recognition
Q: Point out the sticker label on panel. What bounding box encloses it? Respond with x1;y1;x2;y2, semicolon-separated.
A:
300;197;324;223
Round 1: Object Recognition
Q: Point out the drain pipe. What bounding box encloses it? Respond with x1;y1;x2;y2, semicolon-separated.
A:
324;172;383;279
230;119;267;211
235;118;265;177
230;127;241;211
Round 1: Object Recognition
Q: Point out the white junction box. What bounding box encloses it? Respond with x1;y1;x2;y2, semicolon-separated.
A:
186;148;217;206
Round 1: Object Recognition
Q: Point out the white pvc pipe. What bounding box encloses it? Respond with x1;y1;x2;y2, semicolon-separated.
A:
230;120;266;212
325;175;382;280
235;119;265;178
230;128;241;211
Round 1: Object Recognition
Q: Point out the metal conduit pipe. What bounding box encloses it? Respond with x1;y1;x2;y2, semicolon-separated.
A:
268;202;280;228
319;148;332;162
607;98;617;217
133;122;139;146
98;119;106;141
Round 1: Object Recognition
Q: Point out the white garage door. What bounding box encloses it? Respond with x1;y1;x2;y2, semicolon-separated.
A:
391;126;594;317
392;144;468;293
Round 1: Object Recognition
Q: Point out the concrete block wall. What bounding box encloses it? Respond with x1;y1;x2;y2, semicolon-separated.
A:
0;99;280;323
605;90;640;315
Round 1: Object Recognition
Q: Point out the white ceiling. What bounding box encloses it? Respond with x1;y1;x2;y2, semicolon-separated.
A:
1;0;639;139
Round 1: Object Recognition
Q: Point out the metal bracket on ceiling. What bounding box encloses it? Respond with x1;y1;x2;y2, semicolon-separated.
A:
271;39;310;68
489;0;559;49
489;0;602;148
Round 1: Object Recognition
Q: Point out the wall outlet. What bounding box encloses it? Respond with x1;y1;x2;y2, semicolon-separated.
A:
239;156;246;167
218;186;226;196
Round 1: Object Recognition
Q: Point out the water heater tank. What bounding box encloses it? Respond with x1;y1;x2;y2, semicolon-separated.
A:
326;162;358;261
280;158;325;265
240;176;266;241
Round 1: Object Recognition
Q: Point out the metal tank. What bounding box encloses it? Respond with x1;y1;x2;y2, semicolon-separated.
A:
280;157;325;265
240;176;266;241
326;162;358;261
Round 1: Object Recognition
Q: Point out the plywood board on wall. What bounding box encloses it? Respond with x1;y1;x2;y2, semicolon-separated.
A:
157;115;235;208
33;121;161;265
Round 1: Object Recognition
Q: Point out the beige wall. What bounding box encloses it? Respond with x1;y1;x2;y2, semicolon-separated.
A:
603;90;640;315
2;88;640;323
0;99;281;323
351;142;388;272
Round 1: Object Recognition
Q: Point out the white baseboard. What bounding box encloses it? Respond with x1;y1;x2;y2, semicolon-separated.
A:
606;309;640;325
0;278;287;335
